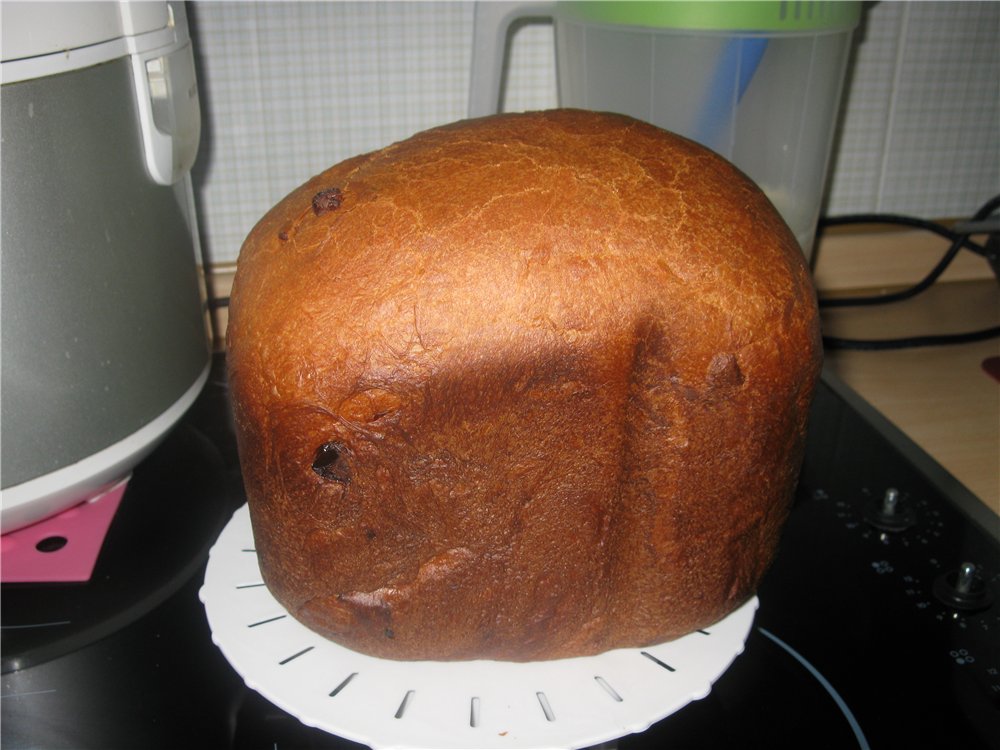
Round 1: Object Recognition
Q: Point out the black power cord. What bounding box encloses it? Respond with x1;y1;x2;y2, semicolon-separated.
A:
822;326;1000;351
818;194;1000;351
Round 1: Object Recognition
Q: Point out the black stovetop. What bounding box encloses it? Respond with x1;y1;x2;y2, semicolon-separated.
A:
3;355;998;749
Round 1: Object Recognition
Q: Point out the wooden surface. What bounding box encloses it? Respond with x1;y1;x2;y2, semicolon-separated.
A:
811;224;993;292
820;279;999;518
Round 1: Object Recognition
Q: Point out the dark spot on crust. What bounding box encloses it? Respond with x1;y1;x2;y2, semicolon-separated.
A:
706;353;744;389
312;187;343;215
312;442;351;483
384;628;395;639
365;528;377;540
277;230;289;241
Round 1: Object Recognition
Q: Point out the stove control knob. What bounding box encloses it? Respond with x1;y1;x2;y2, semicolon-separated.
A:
933;562;994;612
864;487;916;532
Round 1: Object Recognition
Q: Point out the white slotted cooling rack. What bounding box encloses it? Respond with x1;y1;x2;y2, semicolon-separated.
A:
201;505;757;750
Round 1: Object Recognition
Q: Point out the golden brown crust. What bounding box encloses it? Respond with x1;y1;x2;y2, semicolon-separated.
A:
227;109;821;661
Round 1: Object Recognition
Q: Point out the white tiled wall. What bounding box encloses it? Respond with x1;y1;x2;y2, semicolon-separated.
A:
826;0;999;215
188;1;999;267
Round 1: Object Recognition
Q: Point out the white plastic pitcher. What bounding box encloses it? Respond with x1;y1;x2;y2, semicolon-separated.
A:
470;1;860;259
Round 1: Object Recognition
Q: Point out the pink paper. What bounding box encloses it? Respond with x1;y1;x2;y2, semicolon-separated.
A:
1;479;128;583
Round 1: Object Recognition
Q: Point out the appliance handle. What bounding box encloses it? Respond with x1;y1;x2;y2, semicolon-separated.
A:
468;1;556;118
130;40;202;186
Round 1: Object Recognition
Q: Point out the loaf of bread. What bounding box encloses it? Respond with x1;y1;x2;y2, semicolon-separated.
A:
227;109;821;662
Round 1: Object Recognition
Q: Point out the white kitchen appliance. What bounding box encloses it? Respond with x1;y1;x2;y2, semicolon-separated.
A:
1;1;209;534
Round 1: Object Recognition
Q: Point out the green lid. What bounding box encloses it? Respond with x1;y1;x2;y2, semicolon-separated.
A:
559;1;861;33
